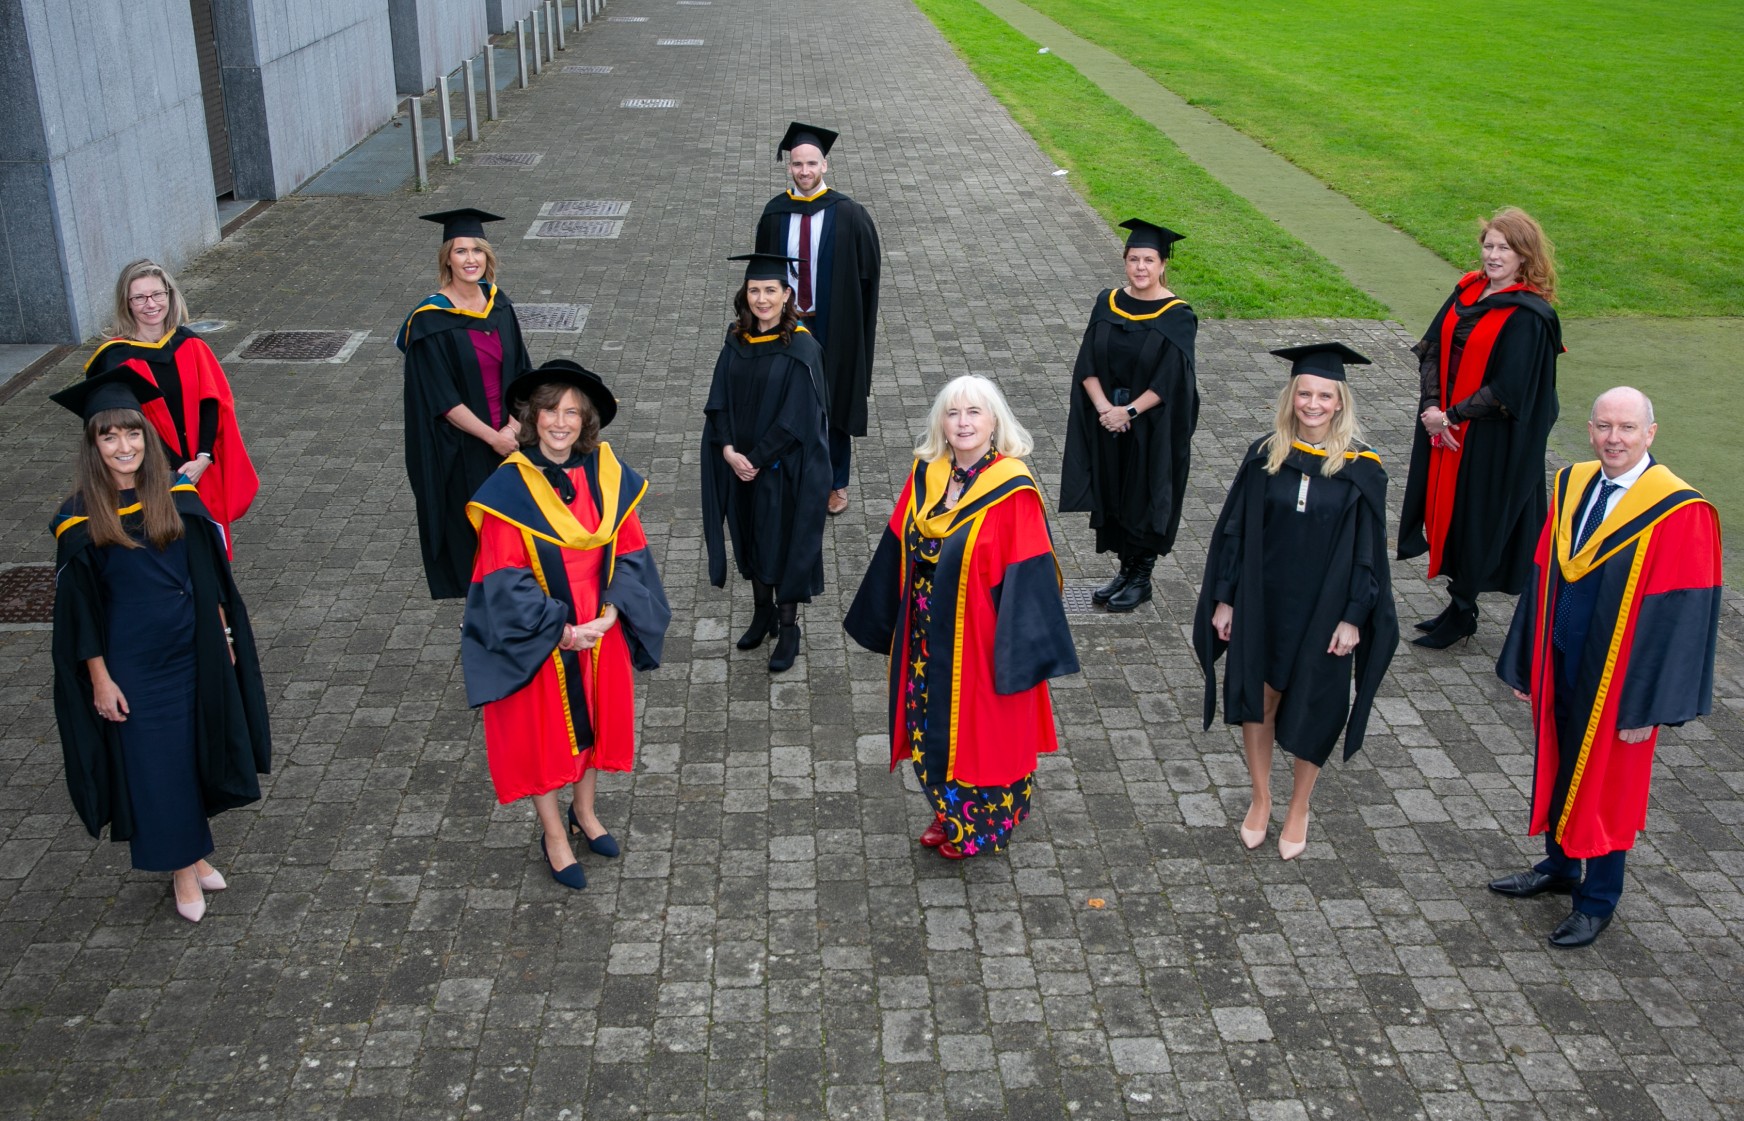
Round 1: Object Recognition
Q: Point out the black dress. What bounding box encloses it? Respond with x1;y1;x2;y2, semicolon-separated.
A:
1059;289;1199;557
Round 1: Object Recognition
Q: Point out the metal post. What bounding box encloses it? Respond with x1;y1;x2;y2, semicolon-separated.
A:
530;10;542;76
437;73;456;163
485;41;500;119
554;0;566;49
462;57;478;142
407;97;427;189
516;19;528;89
547;1;560;54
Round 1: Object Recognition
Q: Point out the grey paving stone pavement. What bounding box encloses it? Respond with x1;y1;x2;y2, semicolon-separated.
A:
1;0;1740;1118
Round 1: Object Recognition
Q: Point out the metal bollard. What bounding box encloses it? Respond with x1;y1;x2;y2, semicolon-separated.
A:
462;57;479;142
437;73;456;163
407;96;427;189
555;0;566;49
516;19;528;89
484;41;500;119
530;10;542;76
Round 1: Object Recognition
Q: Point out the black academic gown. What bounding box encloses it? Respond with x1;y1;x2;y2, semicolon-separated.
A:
396;282;532;599
1193;439;1399;766
50;486;271;841
1059;290;1199;556
1398;278;1561;596
701;326;831;603
754;190;881;436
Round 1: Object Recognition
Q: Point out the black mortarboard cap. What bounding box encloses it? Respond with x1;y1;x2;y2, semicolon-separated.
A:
52;367;162;421
729;253;802;283
1269;342;1372;383
419;207;505;242
777;121;838;160
1119;219;1186;258
506;357;618;429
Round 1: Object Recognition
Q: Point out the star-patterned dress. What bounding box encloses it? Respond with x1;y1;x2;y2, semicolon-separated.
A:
904;450;1031;853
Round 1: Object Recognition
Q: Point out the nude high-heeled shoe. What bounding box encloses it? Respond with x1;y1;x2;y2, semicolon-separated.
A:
1239;804;1269;850
1279;813;1310;861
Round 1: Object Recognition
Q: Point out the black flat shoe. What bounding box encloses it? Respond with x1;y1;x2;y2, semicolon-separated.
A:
1549;910;1612;948
1091;566;1131;605
1414;603;1455;632
736;607;778;650
1487;870;1578;898
1106;577;1152;613
1413;606;1477;649
768;623;801;672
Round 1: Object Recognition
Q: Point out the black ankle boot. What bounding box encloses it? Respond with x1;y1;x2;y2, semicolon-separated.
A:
1414;601;1456;633
737;581;778;650
768;605;801;672
1092;555;1134;605
1413;604;1477;649
1106;553;1156;613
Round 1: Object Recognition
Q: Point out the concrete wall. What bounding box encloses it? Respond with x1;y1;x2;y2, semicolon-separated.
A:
0;0;218;344
214;0;397;200
388;0;488;96
483;0;517;35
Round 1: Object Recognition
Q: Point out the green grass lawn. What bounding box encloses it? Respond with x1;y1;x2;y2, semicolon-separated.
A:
913;0;1388;319
1015;0;1744;318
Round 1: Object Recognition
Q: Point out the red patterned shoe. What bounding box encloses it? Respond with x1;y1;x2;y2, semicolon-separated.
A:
919;818;947;848
937;842;969;860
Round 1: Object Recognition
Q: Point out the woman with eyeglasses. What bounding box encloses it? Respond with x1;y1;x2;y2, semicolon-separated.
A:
84;259;259;553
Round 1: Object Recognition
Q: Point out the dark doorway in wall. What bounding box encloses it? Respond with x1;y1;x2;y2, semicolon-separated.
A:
190;0;234;196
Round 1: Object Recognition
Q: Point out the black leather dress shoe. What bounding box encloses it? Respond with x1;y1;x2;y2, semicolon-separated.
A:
1549;910;1613;948
1487;870;1578;898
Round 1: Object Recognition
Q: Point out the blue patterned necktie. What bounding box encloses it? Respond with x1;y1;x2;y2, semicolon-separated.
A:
1552;478;1618;650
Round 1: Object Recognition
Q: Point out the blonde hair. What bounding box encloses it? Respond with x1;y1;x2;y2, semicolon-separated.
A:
912;375;1034;462
438;237;499;288
111;259;190;340
1478;207;1557;303
1261;375;1361;477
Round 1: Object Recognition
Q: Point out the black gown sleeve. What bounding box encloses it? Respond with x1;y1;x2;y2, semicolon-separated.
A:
843;526;903;654
1340;493;1380;627
602;546;671;671
991;553;1080;694
460;567;570;707
197;399;219;457
50;542;126;839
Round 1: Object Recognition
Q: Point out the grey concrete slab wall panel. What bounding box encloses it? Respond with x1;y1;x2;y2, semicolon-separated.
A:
219;0;397;198
389;0;486;96
3;0;218;343
484;0;516;34
0;0;78;343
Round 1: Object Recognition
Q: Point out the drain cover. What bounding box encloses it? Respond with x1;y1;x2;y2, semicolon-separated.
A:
621;98;677;109
473;152;543;167
526;219;624;239
516;303;590;331
540;200;632;218
563;65;613;73
657;38;704;44
231;330;367;363
0;565;53;625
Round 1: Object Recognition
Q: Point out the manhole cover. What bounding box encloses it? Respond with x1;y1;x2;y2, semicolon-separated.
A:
0;565;53;625
563;65;613;73
540;200;632;218
657;38;704;44
516;303;590;331
621;98;678;109
1059;580;1154;618
184;319;230;334
472;152;543;167
526;219;625;239
230;330;367;363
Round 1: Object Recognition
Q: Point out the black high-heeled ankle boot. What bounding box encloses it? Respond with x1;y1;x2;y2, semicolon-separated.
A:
768;603;801;672
1413;604;1477;649
737;580;778;649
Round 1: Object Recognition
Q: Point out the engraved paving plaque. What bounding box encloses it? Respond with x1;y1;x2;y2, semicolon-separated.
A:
607;15;648;20
515;304;591;331
563;65;614;73
472;152;543;168
526;219;625;239
621;98;678;109
657;38;704;44
540;200;632;218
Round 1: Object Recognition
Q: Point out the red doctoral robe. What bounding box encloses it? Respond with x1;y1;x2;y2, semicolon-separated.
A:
1498;461;1723;858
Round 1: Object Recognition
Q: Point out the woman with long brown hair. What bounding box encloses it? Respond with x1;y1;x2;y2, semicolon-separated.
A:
700;253;831;672
1399;207;1563;647
83;258;259;553
396;208;534;599
49;369;271;923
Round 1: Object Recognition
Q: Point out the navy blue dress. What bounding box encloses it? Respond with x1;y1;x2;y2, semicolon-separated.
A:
95;526;212;872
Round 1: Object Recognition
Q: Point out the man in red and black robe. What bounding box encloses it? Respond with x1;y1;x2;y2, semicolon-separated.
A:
1490;388;1722;948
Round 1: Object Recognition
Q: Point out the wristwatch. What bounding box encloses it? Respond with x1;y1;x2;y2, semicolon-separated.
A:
1125;405;1139;419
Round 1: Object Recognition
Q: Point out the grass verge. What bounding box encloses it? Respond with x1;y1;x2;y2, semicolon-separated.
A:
1018;0;1744;318
913;0;1389;319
